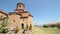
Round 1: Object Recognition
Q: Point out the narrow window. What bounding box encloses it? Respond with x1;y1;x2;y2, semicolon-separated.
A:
21;23;24;29
13;20;15;22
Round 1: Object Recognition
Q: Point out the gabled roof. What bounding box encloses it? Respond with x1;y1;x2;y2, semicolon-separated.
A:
9;12;22;16
28;13;33;17
0;10;33;17
29;14;33;17
0;10;8;16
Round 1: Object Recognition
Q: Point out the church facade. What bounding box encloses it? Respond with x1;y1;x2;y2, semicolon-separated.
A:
0;3;33;31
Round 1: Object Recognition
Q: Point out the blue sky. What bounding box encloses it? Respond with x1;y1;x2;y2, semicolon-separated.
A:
0;0;60;25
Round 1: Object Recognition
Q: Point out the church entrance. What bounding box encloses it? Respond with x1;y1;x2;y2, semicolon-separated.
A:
21;23;24;29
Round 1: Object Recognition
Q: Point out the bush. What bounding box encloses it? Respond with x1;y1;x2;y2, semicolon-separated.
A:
1;18;8;27
43;24;48;28
58;25;60;29
14;26;20;33
0;28;9;34
24;25;28;31
24;27;27;31
29;24;32;30
51;25;55;28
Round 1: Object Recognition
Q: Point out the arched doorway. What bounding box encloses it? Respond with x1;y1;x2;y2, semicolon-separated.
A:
21;23;24;29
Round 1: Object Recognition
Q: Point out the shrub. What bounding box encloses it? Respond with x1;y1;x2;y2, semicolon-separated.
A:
0;28;9;34
24;27;27;31
14;26;20;33
51;25;55;28
29;24;32;30
1;18;8;27
58;25;60;29
43;24;48;28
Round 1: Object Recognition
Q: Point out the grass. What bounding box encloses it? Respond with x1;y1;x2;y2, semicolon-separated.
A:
31;30;36;34
42;28;60;34
30;27;60;34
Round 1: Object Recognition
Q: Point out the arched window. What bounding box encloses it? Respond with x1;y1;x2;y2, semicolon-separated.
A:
21;23;24;29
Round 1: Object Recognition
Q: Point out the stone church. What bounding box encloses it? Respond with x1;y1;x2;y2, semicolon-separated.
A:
0;2;33;31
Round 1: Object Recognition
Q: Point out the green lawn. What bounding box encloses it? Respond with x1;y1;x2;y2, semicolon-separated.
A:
30;27;60;34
